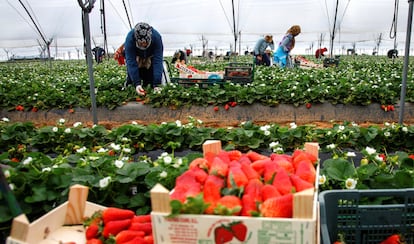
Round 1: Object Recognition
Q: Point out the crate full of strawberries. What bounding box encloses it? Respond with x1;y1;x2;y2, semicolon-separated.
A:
150;140;319;244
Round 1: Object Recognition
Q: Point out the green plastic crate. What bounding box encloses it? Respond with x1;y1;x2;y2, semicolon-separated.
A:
319;189;414;244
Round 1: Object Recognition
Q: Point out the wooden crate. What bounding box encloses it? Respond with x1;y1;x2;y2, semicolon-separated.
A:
150;140;320;244
7;184;106;244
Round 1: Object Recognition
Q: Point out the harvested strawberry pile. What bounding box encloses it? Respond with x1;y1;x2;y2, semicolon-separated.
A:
170;148;318;218
83;207;153;244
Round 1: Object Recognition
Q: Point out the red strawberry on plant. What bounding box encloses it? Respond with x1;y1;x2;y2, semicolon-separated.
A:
102;207;135;224
224;104;230;110
230;101;237;107
214;226;234;244
305;103;312;109
214;106;219;111
230;221;248;241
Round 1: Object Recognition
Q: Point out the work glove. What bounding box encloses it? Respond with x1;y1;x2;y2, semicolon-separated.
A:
136;85;146;96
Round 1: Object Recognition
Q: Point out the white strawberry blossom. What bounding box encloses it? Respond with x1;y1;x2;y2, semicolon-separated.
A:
42;167;51;172
346;152;356;157
76;146;87;153
289;122;297;129
4;170;10;178
58;118;65;124
97;148;108;153
175;120;182;127
159;171;168;178
73;122;82;128
2;117;10;122
327;143;336;150
384;131;391;137
21;157;32;165
9;183;15;191
110;143;121;151
99;176;111;188
114;160;124;168
52;127;58;132
64;128;71;133
163;156;172;164
345;178;357;189
131;121;138;125
365;147;376;155
122;148;131;153
402;126;408;132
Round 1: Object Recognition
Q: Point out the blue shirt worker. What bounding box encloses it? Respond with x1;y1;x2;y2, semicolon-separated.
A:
124;22;164;95
254;34;274;66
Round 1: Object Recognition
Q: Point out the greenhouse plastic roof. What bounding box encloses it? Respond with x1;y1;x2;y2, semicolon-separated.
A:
0;0;412;60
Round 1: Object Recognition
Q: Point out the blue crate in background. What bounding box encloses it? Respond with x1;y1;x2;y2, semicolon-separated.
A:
319;189;414;244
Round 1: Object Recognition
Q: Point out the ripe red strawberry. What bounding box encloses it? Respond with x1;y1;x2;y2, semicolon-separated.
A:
144;235;154;244
217;150;231;164
214;226;234;244
272;168;293;195
120;236;146;244
115;230;145;243
241;193;258;216
250;158;272;176
240;161;260;180
260;193;293;218
261;184;281;201
224;104;230;110
69;108;75;113
128;222;152;235
102;218;132;238
226;150;243;161
230;221;248;241
246;151;269;162
290;174;314;192
227;166;249;188
31;107;38;112
132;214;151;223
272;155;294;174
380;234;402;244
86;239;103;244
209;156;229;177
292;149;318;167
214;106;219;111
15;105;24;111
214;195;242;216
244;178;263;202
203;175;225;214
305;103;312;109
294;160;316;184
85;223;100;240
102;207;135;224
189;157;210;170
230;101;237;107
263;159;281;183
170;181;201;203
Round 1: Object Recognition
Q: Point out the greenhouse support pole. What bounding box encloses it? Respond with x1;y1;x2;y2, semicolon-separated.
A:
398;0;414;124
79;0;98;125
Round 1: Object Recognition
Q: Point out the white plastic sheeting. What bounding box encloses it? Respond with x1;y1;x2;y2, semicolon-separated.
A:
0;0;411;60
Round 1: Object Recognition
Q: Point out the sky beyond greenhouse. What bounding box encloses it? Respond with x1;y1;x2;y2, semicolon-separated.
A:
0;0;412;60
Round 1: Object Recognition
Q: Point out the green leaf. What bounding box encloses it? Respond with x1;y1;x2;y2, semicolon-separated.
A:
322;158;356;181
